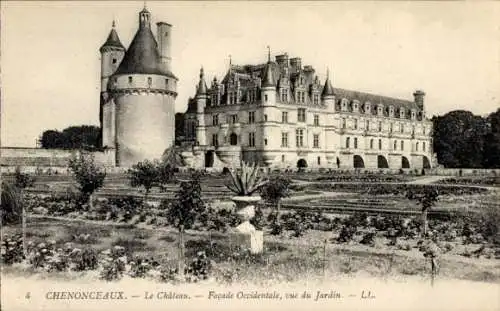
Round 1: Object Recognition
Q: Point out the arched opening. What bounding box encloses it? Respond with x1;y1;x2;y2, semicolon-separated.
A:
229;133;238;146
205;151;214;168
297;159;308;169
377;155;389;168
221;167;230;175
423;156;431;169
353;155;365;168
402;156;410;169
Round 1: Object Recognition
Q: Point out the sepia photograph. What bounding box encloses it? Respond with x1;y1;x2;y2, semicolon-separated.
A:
1;1;499;310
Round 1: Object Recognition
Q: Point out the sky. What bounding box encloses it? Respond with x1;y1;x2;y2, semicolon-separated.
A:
1;1;499;147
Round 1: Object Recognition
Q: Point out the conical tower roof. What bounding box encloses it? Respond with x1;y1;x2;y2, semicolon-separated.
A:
321;69;335;98
196;67;208;96
100;21;125;52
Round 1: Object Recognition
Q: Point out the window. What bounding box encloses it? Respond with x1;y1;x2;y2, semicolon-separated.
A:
264;114;268;122
282;155;285;162
390;123;393;133
212;134;218;146
212;114;218;126
230;133;238;145
264;94;268;102
394;140;397;150
296;129;304;147
301;92;306;103
370;139;374;149
342;118;346;129
229;114;238;124
112;58;117;64
281;132;288;147
416;142;419;151
147;77;152;86
423;127;426;135
248;133;255;147
365;120;370;131
317;156;321;165
314;115;319;126
313;94;320;105
298;108;306;122
264;138;268;146
248;111;255;124
282;111;288;123
354;119;358;129
354;137;358;149
423;142;426;151
281;89;288;102
128;76;133;84
400;123;404;133
313;134;319;148
378;121;382;132
378;139;382;150
165;79;169;87
401;140;404;151
346;137;350;148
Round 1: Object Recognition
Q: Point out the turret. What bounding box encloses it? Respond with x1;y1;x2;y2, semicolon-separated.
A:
261;46;276;104
99;20;125;92
195;67;208;146
321;68;335;109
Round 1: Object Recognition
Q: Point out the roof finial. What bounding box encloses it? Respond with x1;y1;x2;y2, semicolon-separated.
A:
143;1;147;9
229;54;232;66
267;45;271;62
327;66;330;78
112;19;116;28
200;66;204;79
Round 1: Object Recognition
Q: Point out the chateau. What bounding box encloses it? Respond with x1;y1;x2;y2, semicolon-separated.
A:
99;6;177;167
178;51;436;170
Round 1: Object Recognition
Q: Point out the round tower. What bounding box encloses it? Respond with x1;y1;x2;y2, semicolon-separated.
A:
195;67;208;146
321;68;335;109
108;7;178;167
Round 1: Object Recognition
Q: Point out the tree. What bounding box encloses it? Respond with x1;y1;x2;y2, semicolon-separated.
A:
432;110;488;168
68;151;106;205
1;181;22;226
13;167;35;257
483;108;500;168
406;187;439;237
127;160;160;200
40;125;101;150
260;175;292;225
165;171;205;277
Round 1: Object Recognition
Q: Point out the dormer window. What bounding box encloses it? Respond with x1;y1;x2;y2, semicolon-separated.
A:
365;102;371;114
400;108;405;119
389;106;394;117
352;100;359;112
313;94;319;105
112;58;117;64
341;99;349;111
377;104;384;116
128;76;133;84
281;89;289;102
147;77;152;86
411;110;416;120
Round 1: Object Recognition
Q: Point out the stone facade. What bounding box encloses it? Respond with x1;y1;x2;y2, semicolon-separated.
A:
100;7;177;167
179;52;437;170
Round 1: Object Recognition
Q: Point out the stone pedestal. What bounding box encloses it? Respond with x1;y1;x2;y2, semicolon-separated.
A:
230;196;263;254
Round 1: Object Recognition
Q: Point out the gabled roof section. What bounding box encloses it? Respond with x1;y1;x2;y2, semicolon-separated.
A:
114;26;176;78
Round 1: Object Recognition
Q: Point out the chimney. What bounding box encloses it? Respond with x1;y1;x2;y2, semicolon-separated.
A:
275;53;289;68
156;22;172;72
413;90;425;109
290;57;302;73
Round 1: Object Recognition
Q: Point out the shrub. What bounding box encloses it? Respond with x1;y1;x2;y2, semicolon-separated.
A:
184;251;212;282
225;161;268;196
337;224;357;243
360;232;376;246
99;246;127;281
70;248;99;271
1;234;24;264
1;182;22;225
68;152;106;203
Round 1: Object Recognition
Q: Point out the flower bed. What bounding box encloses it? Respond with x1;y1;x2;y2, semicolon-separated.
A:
436;176;500;187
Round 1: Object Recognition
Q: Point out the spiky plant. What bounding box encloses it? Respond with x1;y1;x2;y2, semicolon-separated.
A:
225;161;268;196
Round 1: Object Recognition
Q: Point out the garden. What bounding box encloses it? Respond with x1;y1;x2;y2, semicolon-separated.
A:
2;152;500;287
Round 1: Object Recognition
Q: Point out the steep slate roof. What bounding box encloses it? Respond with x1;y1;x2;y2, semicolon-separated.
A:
100;27;125;52
333;88;419;111
114;26;176;78
321;76;335;98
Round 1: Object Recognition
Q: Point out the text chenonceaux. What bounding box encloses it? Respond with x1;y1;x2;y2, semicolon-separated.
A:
46;291;126;300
